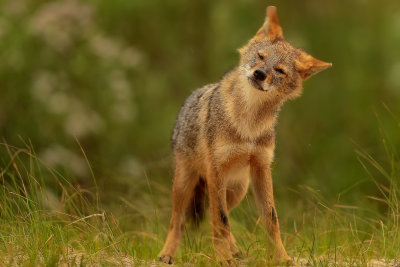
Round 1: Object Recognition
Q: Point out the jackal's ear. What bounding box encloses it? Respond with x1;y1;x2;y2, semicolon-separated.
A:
256;6;283;41
295;50;332;80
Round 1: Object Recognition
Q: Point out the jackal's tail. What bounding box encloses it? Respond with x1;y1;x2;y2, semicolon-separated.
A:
186;177;207;228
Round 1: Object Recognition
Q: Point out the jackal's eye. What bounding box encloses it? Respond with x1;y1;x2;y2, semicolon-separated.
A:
258;53;264;60
274;67;286;75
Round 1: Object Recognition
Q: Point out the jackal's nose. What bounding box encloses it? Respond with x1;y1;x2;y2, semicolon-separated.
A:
253;69;266;81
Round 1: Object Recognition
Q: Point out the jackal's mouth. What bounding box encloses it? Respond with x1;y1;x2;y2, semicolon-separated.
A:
248;77;265;91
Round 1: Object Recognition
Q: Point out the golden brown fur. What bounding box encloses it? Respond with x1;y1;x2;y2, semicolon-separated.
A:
158;6;331;264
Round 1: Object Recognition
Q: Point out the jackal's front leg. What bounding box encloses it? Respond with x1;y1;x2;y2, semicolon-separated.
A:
250;163;290;263
207;169;233;262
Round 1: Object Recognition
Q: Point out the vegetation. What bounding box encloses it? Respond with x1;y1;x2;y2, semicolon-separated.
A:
0;0;399;265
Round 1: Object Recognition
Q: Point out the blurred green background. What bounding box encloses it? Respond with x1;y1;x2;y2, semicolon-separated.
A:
0;0;399;224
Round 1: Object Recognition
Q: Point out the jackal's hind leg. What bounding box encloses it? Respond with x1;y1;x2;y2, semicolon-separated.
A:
158;158;198;264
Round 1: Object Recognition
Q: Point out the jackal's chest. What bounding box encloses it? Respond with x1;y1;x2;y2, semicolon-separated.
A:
212;141;273;187
213;141;274;167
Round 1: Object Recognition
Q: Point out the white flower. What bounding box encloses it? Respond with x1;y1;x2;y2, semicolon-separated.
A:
108;70;136;122
89;34;121;60
120;47;142;68
109;71;131;99
119;157;143;177
112;104;135;123
32;71;56;102
48;92;69;115
29;0;93;51
64;100;104;137
40;145;89;177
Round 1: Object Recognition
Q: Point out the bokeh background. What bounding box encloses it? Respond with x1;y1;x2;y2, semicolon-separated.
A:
1;0;399;235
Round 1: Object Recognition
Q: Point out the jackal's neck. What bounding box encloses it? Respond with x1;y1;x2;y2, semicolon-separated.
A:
220;68;283;140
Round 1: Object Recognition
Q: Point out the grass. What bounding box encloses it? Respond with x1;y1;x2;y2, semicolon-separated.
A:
0;139;398;266
1;0;399;265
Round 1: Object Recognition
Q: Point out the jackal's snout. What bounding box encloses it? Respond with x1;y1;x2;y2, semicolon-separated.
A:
253;69;266;81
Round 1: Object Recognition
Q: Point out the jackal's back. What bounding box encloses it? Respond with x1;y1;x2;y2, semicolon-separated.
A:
171;83;219;153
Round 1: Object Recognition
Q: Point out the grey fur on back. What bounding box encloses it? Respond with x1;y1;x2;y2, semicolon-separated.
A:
171;82;219;152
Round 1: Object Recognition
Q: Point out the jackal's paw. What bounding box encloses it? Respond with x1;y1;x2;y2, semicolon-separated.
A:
220;258;237;267
275;257;296;266
158;255;173;265
271;252;296;266
232;251;244;259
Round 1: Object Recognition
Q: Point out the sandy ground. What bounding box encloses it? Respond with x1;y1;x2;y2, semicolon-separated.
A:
4;248;400;267
60;251;400;267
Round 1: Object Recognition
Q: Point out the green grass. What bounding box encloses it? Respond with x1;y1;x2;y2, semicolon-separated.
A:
0;140;398;266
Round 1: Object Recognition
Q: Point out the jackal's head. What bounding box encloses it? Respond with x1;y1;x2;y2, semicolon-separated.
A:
238;6;331;99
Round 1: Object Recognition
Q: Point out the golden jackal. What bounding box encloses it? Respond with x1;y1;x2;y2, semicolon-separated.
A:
159;6;331;264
